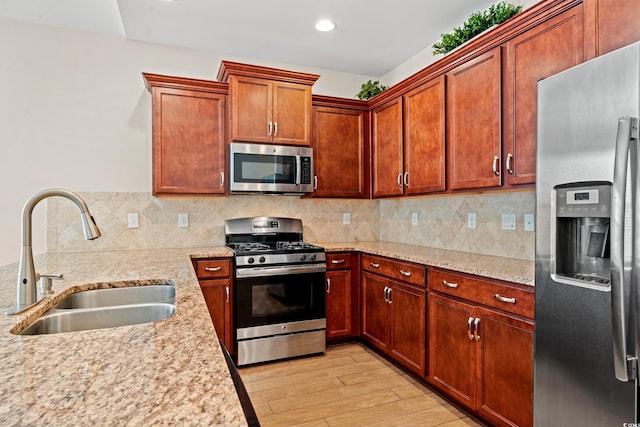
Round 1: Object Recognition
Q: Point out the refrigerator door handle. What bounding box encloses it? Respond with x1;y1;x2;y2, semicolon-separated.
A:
611;116;638;382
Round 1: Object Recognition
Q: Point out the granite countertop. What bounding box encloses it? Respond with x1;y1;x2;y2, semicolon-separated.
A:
0;247;246;427
0;241;533;425
320;241;534;286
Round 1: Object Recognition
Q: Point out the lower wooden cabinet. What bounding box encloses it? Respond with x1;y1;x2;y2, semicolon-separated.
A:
361;255;426;376
325;252;359;340
192;258;234;352
428;268;533;427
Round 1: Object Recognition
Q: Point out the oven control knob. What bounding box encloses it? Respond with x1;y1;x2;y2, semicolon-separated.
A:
310;254;317;261
259;256;266;263
247;257;255;264
300;254;307;261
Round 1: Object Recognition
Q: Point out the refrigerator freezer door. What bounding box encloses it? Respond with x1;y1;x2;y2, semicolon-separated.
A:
535;42;640;426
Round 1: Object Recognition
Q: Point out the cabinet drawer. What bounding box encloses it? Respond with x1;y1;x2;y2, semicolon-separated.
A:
326;253;352;270
361;254;425;287
194;258;232;279
429;269;533;319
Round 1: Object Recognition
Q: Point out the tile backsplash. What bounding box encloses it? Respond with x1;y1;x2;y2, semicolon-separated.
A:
48;190;535;260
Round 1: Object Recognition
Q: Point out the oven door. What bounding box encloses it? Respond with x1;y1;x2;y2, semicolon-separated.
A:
235;267;326;332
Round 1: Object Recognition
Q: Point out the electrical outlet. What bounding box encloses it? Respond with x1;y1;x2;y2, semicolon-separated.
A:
178;213;189;228
127;213;139;229
343;213;350;225
524;213;535;232
501;213;516;231
411;212;418;226
468;212;477;229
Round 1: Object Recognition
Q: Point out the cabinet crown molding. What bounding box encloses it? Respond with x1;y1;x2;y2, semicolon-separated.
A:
142;72;228;94
217;60;320;85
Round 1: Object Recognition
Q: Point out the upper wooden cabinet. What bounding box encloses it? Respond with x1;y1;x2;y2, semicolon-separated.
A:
403;76;446;194
372;97;404;198
584;0;640;60
446;47;502;191
312;97;370;198
143;73;227;196
218;61;319;146
503;5;584;186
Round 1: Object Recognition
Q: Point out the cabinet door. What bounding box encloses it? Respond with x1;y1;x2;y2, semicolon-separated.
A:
199;280;233;352
273;81;312;146
372;98;404;198
152;87;226;195
326;269;353;339
229;76;272;143
312;106;367;198
504;6;584;186
428;293;476;407
585;0;640;59
447;47;502;190
476;307;533;427
403;75;446;194
361;272;390;351
389;281;426;376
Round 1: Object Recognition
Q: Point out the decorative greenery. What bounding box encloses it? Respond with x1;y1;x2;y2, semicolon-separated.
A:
356;80;388;100
432;2;523;55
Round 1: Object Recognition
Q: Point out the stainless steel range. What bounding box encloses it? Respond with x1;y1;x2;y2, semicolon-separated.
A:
225;216;327;366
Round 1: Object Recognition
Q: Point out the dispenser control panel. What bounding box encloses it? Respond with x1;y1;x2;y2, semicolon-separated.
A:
556;183;611;218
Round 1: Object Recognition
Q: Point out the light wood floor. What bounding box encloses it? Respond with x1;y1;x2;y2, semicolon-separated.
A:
238;342;486;427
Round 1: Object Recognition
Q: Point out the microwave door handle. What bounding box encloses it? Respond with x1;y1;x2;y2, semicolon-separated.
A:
296;155;302;185
611;116;637;382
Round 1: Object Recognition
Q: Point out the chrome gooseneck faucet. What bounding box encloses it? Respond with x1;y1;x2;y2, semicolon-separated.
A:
7;188;101;315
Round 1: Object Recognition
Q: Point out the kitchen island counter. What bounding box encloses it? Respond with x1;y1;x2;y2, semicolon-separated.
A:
320;241;534;286
0;247;245;426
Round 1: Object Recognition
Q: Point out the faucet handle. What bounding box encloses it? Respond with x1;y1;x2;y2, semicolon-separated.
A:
39;273;64;295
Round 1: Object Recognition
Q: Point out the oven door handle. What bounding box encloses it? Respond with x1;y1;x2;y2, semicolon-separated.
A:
236;263;327;278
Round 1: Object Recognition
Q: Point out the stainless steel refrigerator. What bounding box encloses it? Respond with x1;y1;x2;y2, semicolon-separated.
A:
535;42;640;426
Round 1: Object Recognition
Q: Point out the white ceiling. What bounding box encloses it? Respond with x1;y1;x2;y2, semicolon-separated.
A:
0;0;505;77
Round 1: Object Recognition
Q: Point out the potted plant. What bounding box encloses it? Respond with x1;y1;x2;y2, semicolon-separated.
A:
356;80;388;100
432;1;523;55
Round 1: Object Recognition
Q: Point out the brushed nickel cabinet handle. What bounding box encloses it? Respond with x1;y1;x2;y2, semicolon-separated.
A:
225;286;229;304
397;173;403;188
273;122;278;136
474;317;481;341
370;262;380;268
331;259;346;264
326;278;331;294
442;280;458;289
314;176;318;190
403;172;409;188
467;317;474;341
268;121;273;136
383;286;389;303
494;294;516;304
492;155;500;176
204;266;222;272
506;153;514;175
220;171;225;187
399;270;411;277
387;288;392;304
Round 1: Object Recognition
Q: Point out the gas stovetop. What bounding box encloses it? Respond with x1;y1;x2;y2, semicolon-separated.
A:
227;241;324;255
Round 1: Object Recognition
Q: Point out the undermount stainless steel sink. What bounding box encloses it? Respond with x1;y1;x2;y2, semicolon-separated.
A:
53;284;176;309
15;282;177;336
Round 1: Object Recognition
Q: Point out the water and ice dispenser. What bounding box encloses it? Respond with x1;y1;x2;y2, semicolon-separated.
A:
554;183;611;287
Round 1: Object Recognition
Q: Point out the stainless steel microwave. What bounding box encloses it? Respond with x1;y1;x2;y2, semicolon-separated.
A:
229;143;314;194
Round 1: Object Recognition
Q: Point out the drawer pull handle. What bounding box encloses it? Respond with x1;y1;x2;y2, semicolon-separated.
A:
442;280;458;289
370;262;380;268
474;317;481;341
331;259;346;264
204;266;223;272
494;294;516;304
399;270;411;277
467;317;474;341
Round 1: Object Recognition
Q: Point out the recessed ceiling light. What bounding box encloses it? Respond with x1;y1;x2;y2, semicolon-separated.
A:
315;20;336;32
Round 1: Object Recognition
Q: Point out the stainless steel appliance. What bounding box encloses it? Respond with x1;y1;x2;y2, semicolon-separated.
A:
229;143;314;194
225;216;326;366
535;42;640;426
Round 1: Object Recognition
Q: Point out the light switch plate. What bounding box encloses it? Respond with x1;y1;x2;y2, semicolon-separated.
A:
127;213;139;229
501;213;516;231
411;212;418;226
468;212;477;229
343;213;350;225
524;213;535;232
178;213;189;228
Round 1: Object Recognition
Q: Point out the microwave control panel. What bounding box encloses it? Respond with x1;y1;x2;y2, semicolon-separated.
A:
300;157;312;184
